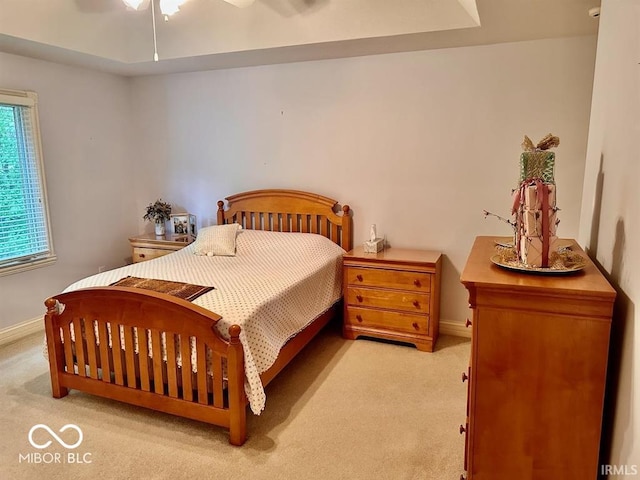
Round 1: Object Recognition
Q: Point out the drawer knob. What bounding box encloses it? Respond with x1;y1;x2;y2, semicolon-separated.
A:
356;274;363;282
459;424;466;435
465;318;472;328
412;300;420;308
413;279;421;287
412;322;419;330
139;253;146;258
462;372;468;383
356;295;363;302
356;315;363;323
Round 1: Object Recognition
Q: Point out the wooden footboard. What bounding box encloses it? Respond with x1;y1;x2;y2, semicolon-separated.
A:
44;286;247;445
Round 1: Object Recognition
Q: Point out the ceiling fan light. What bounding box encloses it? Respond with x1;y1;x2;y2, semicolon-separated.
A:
122;0;146;10
159;0;187;16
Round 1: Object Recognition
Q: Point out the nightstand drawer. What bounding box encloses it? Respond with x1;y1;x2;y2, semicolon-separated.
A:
346;307;429;335
132;247;172;263
346;287;430;313
345;266;431;292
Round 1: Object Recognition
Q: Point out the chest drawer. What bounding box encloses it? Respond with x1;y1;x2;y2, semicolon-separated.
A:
345;306;429;335
345;266;431;292
132;247;173;263
346;287;430;314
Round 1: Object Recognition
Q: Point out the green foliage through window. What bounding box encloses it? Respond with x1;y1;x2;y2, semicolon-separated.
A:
0;91;54;271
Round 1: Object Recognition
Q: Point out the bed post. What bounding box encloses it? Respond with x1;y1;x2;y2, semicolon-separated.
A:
342;205;352;252
216;200;225;226
44;298;69;399
227;325;247;446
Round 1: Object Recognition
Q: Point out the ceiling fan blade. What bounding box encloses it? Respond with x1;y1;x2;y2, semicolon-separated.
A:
221;0;255;7
122;0;151;11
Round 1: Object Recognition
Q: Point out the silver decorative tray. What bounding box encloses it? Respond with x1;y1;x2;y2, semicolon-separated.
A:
490;254;586;275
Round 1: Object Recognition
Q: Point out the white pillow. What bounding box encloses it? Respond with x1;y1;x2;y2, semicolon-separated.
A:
192;223;242;256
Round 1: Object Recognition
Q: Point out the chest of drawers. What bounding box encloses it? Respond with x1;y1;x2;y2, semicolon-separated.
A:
342;246;441;352
459;236;615;479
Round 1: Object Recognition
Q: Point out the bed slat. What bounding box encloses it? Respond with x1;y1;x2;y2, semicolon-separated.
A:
151;330;164;394
138;328;150;391
96;321;111;383
196;339;208;405
180;335;193;401
122;326;136;388
72;318;86;377
321;215;328;236
166;333;179;399
330;222;339;245
84;320;99;379
62;323;74;374
112;325;125;385
212;352;224;408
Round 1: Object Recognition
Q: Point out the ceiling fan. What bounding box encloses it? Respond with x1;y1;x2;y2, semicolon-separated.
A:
122;0;255;18
121;0;255;61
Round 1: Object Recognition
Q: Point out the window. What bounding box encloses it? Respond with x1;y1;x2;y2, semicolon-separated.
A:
0;89;55;275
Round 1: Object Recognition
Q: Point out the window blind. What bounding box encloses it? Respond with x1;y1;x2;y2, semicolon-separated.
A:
0;90;55;273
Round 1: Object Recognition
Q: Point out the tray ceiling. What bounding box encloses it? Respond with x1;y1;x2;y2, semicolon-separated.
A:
0;0;600;76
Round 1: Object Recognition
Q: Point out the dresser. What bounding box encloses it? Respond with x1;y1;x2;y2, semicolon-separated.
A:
128;233;192;263
459;236;615;480
342;246;441;352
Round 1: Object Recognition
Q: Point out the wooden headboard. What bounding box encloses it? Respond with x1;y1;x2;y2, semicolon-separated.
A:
217;189;352;251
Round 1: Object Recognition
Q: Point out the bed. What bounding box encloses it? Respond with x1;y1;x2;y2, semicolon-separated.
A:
44;189;352;445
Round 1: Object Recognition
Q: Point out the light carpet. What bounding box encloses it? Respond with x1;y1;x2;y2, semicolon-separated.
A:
0;323;470;480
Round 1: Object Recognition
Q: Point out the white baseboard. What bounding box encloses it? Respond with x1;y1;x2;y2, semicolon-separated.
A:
0;316;44;347
440;319;472;338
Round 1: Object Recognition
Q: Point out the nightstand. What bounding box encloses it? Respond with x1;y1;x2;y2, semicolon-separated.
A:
342;246;442;352
128;233;192;263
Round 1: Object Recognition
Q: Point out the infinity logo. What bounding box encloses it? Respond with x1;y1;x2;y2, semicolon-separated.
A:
28;424;83;450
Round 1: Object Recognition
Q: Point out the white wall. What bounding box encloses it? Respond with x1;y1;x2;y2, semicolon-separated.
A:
0;35;597;330
130;35;597;323
0;53;136;329
578;0;640;474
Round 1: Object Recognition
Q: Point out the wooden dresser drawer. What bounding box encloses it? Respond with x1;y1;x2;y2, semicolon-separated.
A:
346;287;430;314
132;247;173;263
345;306;429;335
345;266;430;292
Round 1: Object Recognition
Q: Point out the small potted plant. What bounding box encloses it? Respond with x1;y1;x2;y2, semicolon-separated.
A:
143;199;172;236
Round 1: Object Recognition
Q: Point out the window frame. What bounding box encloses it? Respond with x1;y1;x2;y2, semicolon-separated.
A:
0;88;56;276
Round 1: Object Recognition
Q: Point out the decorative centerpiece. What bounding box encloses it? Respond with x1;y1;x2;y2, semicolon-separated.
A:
143;199;172;236
484;134;586;273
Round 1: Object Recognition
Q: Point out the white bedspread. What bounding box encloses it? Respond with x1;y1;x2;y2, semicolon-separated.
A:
62;230;345;414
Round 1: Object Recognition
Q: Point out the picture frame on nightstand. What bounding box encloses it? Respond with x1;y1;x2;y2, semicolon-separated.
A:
170;213;190;237
189;214;197;238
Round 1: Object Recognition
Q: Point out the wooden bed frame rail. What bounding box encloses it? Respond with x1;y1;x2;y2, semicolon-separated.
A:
44;189;352;446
